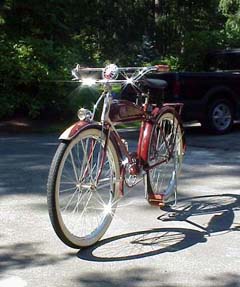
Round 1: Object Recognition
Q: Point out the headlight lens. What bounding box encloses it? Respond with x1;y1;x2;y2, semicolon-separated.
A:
77;108;92;121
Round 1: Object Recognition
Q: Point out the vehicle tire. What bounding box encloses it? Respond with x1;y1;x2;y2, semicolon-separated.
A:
47;128;120;248
203;98;234;134
145;112;184;202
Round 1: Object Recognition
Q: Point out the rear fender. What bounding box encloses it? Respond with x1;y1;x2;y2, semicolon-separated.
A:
139;106;186;162
156;106;186;154
139;106;176;162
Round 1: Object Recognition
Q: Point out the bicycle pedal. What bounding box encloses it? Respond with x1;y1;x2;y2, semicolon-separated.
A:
157;212;177;221
147;194;165;207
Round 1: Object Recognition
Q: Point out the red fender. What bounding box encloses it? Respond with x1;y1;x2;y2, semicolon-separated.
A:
59;121;100;140
137;121;153;162
59;120;124;159
138;105;185;162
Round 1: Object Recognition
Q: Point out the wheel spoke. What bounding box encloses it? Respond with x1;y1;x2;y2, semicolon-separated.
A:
79;138;95;182
147;113;183;198
49;128;119;247
70;150;79;182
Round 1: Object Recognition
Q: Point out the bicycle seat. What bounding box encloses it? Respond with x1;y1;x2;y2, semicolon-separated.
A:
143;78;168;90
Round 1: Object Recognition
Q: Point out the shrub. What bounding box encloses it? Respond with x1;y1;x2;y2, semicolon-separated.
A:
0;36;98;120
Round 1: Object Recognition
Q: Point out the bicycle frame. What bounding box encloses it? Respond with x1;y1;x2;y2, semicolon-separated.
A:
47;63;186;249
60;64;185;196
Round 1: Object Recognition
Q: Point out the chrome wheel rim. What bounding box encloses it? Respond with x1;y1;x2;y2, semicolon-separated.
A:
56;133;117;242
148;114;182;197
212;103;231;131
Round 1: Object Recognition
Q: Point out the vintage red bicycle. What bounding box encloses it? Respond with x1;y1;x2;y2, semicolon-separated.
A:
47;64;185;248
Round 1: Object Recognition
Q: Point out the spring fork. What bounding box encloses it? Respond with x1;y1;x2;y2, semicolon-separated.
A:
174;169;178;207
95;89;112;184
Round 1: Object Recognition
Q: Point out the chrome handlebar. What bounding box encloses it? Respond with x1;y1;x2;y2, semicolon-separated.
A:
71;64;169;86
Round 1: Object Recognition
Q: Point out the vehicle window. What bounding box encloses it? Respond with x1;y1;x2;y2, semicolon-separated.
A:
206;52;240;72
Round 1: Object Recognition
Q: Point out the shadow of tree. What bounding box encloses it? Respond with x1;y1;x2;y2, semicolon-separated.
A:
0;134;58;197
73;268;240;287
0;242;73;275
206;273;240;287
74;268;173;287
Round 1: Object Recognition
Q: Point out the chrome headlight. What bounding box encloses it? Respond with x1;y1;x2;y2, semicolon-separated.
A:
102;64;119;80
77;108;93;121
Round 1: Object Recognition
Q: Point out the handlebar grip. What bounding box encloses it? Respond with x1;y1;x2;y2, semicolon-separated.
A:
155;65;170;72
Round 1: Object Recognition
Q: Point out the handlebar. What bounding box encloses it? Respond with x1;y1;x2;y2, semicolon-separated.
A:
73;64;169;73
71;63;169;86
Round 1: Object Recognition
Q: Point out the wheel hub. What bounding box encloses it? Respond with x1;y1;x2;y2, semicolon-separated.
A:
212;103;231;130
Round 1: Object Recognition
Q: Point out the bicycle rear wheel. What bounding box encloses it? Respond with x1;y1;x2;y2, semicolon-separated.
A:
47;128;120;248
145;111;183;204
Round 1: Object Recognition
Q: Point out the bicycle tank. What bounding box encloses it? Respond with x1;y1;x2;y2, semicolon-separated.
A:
109;100;144;123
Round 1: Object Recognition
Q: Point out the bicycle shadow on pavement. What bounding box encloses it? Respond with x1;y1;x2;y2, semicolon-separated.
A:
78;227;206;262
159;193;240;235
78;193;240;262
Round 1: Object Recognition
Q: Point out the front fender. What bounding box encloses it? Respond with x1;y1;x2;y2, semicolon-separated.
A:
59;120;101;140
59;121;123;159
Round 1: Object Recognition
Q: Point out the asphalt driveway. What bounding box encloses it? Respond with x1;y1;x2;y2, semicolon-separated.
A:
0;125;239;287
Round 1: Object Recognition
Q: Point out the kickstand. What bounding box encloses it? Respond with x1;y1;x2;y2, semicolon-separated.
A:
184;219;210;236
173;174;178;207
158;210;210;236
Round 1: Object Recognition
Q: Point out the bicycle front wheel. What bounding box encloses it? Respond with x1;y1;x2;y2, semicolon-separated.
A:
145;111;183;202
47;128;120;248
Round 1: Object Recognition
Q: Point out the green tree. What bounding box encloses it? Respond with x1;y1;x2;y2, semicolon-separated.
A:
219;0;240;47
0;0;236;119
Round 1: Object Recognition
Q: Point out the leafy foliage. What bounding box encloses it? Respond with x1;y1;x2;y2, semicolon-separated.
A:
0;0;239;119
219;0;240;47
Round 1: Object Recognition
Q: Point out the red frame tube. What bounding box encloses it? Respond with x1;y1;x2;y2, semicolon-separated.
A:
137;121;154;162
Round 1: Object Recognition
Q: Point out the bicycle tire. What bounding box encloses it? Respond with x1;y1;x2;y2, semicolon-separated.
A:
145;111;183;203
47;128;120;248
